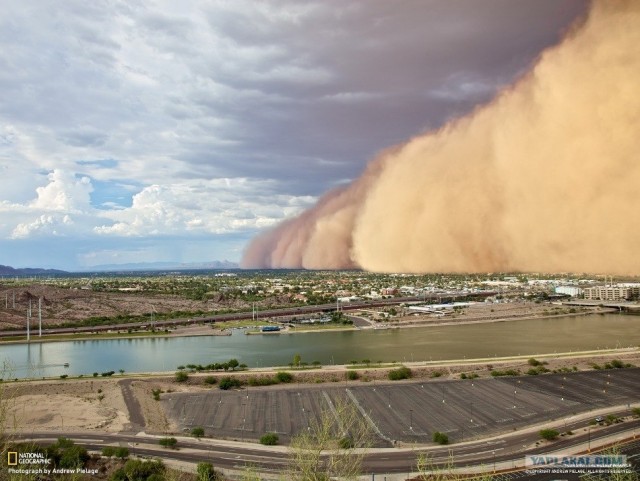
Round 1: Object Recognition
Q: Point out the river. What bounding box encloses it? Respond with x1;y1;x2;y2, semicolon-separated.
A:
2;313;639;379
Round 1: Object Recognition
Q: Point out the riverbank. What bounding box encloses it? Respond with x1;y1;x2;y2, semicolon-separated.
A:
3;347;639;436
0;301;623;344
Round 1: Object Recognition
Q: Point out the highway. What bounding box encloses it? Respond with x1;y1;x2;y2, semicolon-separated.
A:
12;419;640;479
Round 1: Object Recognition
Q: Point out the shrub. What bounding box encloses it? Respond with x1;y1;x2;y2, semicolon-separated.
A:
175;371;189;382
539;429;559;441
59;445;89;469
388;366;412;381
432;431;449;445
632;407;640;418
203;376;217;385
159;437;178;448
247;376;278;386
609;359;625;369
346;370;359;381
338;436;354;449
60;374;68;379
101;446;116;457
219;376;242;390
120;459;164;480
197;462;221;481
430;371;442;378
528;358;542;366
191;427;205;438
114;447;129;459
605;414;620;425
490;369;520;377
275;371;293;383
259;433;279;445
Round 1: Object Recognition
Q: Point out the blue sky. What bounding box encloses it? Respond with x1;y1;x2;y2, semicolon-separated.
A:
0;0;586;270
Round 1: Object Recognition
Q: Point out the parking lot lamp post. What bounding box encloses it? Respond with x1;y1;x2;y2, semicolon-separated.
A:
492;451;496;473
409;410;413;431
588;426;591;453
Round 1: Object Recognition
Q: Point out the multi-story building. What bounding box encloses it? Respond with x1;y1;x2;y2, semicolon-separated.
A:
583;285;640;301
555;286;584;297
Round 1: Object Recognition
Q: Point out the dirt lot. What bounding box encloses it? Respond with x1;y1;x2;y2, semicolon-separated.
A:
0;284;291;330
3;378;129;433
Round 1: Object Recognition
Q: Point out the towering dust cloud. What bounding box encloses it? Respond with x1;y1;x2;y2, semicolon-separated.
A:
242;1;640;274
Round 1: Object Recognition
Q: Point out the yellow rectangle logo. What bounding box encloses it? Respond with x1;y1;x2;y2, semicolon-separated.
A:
7;451;18;465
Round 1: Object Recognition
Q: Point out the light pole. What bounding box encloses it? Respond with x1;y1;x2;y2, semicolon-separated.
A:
492;450;496;473
409;409;413;431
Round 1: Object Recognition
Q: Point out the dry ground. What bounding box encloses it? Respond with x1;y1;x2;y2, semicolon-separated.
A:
3;378;129;433
0;284;292;330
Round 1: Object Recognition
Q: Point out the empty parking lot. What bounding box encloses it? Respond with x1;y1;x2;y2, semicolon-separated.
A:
163;368;640;445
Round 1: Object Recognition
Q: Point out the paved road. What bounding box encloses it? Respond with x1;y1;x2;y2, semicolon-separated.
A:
118;378;146;432
12;417;640;478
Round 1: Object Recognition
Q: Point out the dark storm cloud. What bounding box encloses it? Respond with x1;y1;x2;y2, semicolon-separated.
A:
0;0;588;268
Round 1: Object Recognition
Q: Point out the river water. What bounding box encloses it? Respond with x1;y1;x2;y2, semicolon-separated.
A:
2;313;639;379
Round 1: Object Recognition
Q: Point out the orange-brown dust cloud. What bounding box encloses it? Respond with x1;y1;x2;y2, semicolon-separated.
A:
242;1;640;275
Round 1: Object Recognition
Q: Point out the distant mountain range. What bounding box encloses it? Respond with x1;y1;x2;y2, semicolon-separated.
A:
0;261;239;275
79;260;240;272
0;264;69;276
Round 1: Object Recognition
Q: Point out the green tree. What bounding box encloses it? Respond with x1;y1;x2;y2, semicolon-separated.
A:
191;426;205;438
228;358;240;371
293;353;302;367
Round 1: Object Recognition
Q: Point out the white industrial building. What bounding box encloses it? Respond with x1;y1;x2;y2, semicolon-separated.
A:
555;286;584;297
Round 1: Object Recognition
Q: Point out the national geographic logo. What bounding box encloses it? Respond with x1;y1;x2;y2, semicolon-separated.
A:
6;451;50;465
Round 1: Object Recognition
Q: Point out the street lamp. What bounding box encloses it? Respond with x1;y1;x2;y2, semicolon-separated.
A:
492;450;496;473
409;409;413;431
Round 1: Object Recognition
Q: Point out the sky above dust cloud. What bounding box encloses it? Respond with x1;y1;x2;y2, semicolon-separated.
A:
0;0;589;270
